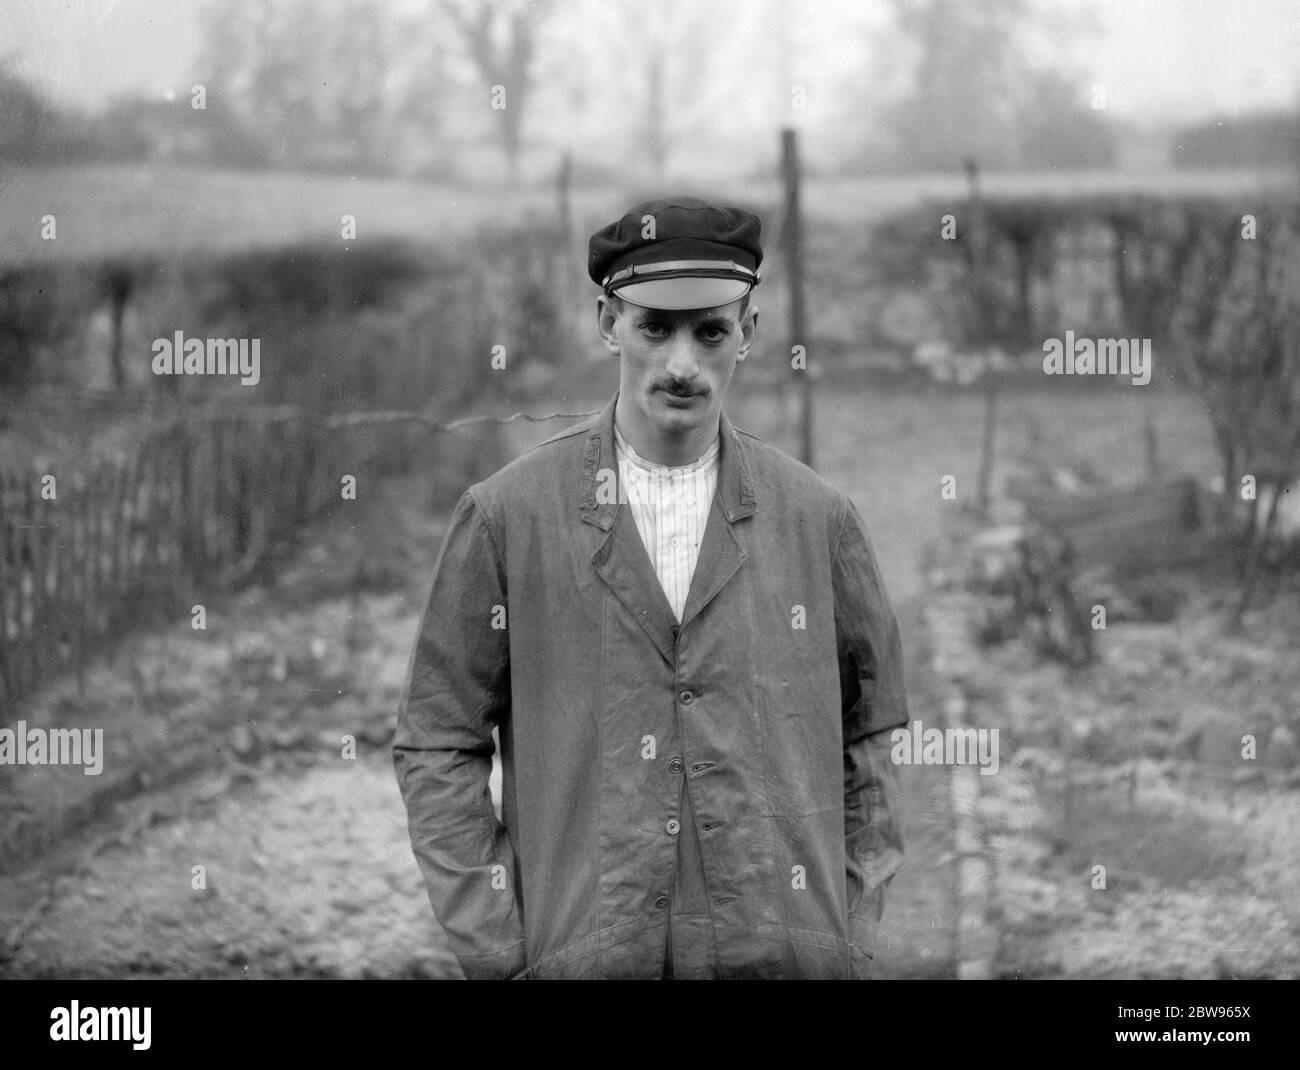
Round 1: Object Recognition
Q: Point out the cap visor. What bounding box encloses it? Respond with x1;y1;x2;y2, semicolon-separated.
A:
614;276;752;311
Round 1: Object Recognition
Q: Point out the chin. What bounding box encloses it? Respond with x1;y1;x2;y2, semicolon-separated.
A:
655;413;701;435
650;399;707;431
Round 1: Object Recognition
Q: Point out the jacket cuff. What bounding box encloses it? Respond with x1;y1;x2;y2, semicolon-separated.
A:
459;942;528;981
847;909;880;979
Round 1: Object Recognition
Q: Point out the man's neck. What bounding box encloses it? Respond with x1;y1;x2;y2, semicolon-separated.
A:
614;396;720;468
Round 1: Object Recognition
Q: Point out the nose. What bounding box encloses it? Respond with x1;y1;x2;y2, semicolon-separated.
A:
662;334;701;385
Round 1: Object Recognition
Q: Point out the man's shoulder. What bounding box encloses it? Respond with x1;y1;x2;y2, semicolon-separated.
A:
467;411;597;509
731;424;850;516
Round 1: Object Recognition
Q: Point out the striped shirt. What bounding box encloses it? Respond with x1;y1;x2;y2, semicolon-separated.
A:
613;423;720;622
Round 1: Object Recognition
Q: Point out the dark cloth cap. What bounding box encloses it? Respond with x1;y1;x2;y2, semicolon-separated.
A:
588;196;763;310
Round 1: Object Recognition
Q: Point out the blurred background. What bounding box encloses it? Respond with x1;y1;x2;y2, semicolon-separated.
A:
1;0;1298;979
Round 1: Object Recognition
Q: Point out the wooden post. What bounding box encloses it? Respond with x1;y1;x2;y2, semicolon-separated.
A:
1233;474;1285;627
104;263;132;392
177;420;193;601
782;128;813;469
1062;759;1073;837
967;158;997;517
0;473;14;703
556;149;573;243
1143;390;1161;482
25;478;48;684
1111;216;1161;481
74;470;87;701
556;149;580;347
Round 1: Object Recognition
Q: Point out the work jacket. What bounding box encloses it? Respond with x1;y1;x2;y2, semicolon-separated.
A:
393;392;909;979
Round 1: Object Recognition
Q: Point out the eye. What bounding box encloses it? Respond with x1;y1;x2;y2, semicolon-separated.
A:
641;321;669;339
699;324;729;342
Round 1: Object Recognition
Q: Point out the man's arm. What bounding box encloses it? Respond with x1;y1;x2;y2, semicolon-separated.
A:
392;489;526;980
831;495;909;959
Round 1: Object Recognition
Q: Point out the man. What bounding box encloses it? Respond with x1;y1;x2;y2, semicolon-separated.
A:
393;196;908;980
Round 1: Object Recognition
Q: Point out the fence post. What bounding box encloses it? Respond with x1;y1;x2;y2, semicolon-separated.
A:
0;474;15;702
781;128;813;470
74;469;88;701
966;158;998;518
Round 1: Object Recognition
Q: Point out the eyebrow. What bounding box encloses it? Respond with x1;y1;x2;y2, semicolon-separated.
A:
635;314;733;331
694;317;733;332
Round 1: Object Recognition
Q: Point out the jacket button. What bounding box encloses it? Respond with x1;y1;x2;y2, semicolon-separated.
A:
679;689;694;705
655;895;669;909
668;758;684;774
666;819;681;835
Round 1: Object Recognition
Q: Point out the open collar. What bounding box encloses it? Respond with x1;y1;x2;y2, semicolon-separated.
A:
579;392;757;531
581;392;757;659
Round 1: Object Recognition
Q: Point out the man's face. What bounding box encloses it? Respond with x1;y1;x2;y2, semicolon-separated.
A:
597;294;757;446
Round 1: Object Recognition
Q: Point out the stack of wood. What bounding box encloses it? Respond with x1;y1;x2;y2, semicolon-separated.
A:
1009;476;1212;573
973;476;1225;665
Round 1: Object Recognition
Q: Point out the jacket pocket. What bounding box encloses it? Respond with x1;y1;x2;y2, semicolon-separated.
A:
847;911;878;980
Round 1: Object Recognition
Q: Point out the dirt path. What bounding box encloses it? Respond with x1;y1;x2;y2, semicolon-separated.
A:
1;754;455;978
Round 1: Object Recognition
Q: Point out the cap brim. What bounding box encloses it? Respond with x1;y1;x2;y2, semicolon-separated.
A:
613;276;752;311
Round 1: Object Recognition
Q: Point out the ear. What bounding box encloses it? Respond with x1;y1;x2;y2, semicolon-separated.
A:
735;301;758;363
596;295;621;355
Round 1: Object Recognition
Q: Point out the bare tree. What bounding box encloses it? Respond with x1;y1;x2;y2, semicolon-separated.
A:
437;0;553;182
876;0;1111;171
196;0;441;173
880;0;1030;169
1168;207;1300;624
603;0;720;183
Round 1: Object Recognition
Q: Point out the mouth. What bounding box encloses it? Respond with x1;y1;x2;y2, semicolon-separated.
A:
657;387;704;406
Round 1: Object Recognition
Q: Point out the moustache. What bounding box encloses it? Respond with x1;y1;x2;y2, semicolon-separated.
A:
657;381;706;397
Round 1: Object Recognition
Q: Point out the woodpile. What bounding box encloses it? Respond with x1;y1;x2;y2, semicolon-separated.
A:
970;478;1230;665
1007;476;1218;572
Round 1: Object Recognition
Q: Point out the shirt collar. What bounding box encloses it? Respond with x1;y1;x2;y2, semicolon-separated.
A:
579;392;757;531
613;421;720;476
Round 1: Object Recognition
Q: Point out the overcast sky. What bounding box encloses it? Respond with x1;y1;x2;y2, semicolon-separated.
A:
3;0;1297;125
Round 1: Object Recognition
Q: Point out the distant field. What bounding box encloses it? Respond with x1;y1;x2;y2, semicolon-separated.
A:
0;164;566;265
0;163;1293;265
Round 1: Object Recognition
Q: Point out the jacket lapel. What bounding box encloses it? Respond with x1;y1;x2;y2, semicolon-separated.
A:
679;410;756;630
594;506;679;664
579;394;759;656
580;394;676;664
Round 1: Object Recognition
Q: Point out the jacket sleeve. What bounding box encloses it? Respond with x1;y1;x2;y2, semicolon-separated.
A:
831;495;909;957
392;488;525;980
